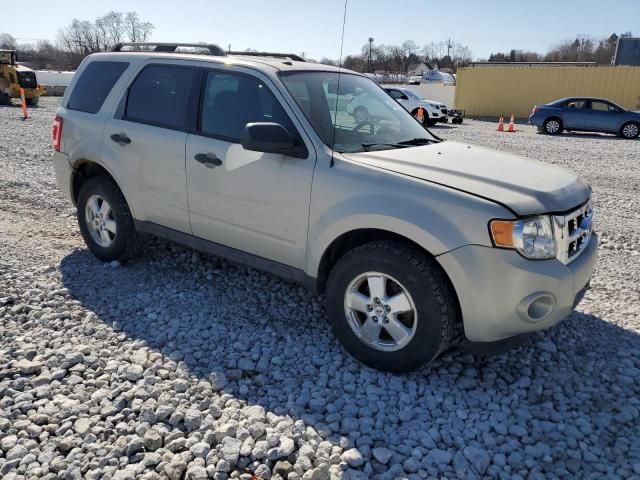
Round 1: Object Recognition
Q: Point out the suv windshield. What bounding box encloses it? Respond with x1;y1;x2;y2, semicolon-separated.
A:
280;71;438;153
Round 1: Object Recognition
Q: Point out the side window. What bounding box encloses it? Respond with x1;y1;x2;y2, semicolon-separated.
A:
67;61;129;114
565;100;587;110
200;71;295;142
590;101;610;112
125;65;194;130
200;71;297;142
388;90;403;100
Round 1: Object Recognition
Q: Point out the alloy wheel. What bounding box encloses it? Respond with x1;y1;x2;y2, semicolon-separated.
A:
546;120;561;134
622;123;639;139
343;272;418;352
85;194;117;248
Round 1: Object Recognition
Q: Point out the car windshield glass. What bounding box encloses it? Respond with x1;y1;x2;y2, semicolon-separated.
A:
404;90;422;100
280;71;438;153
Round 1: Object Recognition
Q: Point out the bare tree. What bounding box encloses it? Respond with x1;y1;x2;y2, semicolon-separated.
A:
124;12;154;43
0;33;17;49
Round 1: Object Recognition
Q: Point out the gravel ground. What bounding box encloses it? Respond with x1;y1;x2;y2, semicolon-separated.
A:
1;98;639;480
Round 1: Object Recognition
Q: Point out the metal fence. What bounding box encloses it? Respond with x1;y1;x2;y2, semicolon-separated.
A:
454;66;640;118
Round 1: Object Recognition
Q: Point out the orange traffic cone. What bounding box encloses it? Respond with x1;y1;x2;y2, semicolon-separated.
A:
497;114;504;131
507;113;516;132
20;88;28;120
416;107;424;123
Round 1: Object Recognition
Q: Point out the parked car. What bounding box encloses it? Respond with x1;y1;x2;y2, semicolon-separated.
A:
53;42;597;372
406;75;421;85
382;87;446;125
530;97;640;139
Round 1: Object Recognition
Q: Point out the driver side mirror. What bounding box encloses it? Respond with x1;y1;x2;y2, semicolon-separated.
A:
242;122;308;159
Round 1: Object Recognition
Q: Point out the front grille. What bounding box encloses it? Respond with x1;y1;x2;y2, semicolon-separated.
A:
554;200;594;264
18;71;37;89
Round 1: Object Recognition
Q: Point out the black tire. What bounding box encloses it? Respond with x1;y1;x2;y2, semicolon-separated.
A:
543;117;563;135
426;119;438;127
325;241;459;373
77;176;138;262
26;96;39;106
0;92;10;105
620;121;639;139
353;107;369;123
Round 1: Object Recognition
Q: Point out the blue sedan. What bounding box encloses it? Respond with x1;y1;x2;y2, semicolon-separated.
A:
529;97;640;139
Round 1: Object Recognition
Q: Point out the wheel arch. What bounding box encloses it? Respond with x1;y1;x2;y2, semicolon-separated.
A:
313;228;453;296
71;160;131;212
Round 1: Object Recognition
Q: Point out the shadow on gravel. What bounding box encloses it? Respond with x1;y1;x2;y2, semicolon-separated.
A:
59;240;640;476
536;131;635;141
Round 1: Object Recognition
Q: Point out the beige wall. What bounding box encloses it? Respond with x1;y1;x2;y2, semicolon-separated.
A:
454;66;640;118
385;83;456;107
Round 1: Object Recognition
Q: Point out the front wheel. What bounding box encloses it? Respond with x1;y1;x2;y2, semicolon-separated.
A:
620;122;639;139
77;176;138;262
325;241;459;372
26;96;39;106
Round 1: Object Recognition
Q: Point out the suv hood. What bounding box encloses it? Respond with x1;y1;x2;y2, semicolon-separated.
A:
343;141;590;216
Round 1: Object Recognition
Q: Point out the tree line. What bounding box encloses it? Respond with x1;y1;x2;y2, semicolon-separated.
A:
486;33;631;65
0;11;154;70
319;39;473;73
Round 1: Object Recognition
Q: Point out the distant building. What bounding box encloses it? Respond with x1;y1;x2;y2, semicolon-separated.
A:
613;37;640;66
407;62;430;76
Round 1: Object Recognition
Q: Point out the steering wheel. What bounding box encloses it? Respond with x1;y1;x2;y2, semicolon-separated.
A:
353;120;375;134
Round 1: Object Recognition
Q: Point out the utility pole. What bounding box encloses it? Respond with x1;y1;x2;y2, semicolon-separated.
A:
368;37;374;73
447;38;452;58
228;44;231;53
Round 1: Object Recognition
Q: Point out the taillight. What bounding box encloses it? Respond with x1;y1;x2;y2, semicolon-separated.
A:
532;106;540;114
52;115;63;152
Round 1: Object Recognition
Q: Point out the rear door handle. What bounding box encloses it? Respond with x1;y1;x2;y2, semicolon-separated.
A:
110;133;131;145
194;152;222;168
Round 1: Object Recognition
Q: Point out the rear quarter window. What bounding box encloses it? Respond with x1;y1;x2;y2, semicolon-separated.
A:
67;61;129;114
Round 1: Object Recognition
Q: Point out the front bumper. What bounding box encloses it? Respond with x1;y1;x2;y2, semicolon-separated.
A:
437;233;598;343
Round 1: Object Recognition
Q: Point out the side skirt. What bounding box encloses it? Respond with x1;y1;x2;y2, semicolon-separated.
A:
133;220;308;285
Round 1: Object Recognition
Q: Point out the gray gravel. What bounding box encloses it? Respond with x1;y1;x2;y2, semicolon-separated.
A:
1;98;640;480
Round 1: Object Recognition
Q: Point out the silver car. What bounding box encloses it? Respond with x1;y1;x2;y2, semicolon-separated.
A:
52;42;597;372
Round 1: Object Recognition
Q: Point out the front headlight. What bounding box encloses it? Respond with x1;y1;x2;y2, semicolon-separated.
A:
490;216;557;259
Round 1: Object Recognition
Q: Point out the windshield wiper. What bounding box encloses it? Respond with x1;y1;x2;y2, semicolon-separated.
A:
360;142;411;151
397;138;438;146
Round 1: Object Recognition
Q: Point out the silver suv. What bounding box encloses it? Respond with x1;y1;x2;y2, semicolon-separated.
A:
52;43;598;372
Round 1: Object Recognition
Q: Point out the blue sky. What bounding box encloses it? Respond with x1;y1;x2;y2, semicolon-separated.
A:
3;0;638;60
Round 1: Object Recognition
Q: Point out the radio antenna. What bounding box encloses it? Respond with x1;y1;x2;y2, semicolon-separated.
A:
330;0;348;168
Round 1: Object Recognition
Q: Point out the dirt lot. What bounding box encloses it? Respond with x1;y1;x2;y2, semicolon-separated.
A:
1;98;639;480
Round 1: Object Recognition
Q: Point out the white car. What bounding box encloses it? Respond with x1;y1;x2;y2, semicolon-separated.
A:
384;87;447;126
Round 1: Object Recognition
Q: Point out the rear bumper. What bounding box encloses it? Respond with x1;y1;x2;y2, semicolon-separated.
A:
437;233;598;343
53;151;74;204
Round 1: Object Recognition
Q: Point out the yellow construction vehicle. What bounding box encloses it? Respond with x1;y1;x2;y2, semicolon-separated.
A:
0;49;46;106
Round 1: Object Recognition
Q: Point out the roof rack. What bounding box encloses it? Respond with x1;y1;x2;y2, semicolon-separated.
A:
228;51;306;62
111;42;227;57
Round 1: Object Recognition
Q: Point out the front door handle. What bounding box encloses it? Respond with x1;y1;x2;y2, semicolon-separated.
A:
194;152;222;168
110;133;131;145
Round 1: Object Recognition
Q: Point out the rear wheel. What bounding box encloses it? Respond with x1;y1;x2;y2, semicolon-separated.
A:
26;96;39;106
325;241;459;372
543;117;563;135
77;177;138;262
0;92;10;105
620;122;639;139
